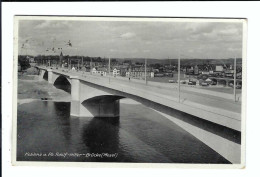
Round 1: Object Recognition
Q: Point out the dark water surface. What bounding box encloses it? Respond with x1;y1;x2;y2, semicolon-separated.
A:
17;100;230;163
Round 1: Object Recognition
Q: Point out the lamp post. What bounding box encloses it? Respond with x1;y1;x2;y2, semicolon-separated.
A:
178;52;181;103
108;57;111;76
108;57;111;83
234;57;237;102
90;57;92;75
145;58;147;85
81;57;84;70
77;59;79;70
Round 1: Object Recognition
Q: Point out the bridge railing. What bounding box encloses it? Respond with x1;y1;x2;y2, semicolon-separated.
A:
40;58;242;104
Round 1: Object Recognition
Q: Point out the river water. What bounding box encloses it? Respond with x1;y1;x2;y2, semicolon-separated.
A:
17;74;230;163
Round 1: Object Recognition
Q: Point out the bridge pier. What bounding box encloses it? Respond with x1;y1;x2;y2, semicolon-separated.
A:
70;76;81;117
47;69;53;84
70;76;120;117
38;69;45;81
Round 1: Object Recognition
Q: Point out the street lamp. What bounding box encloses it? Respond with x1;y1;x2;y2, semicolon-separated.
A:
178;52;181;103
145;58;147;85
234;57;237;102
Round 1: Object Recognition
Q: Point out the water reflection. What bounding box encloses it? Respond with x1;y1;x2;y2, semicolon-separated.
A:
81;117;120;162
53;102;72;143
17;100;231;163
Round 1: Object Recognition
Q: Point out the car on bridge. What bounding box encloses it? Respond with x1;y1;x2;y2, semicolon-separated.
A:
210;79;217;85
168;79;177;83
200;81;209;86
188;81;196;85
230;84;242;89
180;80;187;84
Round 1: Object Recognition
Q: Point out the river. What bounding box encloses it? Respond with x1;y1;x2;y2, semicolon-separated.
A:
17;73;231;163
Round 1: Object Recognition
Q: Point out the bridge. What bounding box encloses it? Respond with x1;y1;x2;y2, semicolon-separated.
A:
37;65;241;131
35;65;242;164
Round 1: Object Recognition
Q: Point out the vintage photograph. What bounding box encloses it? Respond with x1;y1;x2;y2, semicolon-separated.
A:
13;16;246;166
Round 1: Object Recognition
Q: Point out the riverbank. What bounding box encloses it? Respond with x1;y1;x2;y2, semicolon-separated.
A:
18;74;71;105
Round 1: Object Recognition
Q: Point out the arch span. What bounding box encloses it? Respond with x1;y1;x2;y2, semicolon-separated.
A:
82;95;125;104
53;75;71;93
81;95;125;118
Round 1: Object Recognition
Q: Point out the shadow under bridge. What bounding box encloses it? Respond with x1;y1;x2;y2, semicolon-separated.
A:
81;95;125;118
53;75;71;93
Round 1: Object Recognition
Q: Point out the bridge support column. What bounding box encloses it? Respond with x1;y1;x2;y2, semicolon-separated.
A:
69;76;121;118
47;69;53;84
38;69;45;81
70;76;81;117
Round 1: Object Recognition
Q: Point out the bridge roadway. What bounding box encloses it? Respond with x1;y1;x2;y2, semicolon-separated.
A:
36;66;242;164
38;66;241;132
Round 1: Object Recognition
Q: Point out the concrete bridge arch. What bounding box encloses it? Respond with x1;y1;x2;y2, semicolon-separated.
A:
37;67;71;84
36;68;125;118
70;76;126;118
81;95;125;118
53;75;72;93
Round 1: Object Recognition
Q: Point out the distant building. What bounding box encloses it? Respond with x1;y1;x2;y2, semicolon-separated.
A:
97;67;107;76
92;67;107;76
201;71;210;75
186;68;194;75
225;70;234;78
126;66;153;78
91;67;97;74
29;57;35;63
205;78;212;84
194;65;199;75
154;73;164;77
113;68;120;76
123;62;130;66
119;68;128;77
128;66;153;78
216;65;224;72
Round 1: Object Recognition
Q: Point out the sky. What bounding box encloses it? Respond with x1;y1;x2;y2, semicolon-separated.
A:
18;19;243;59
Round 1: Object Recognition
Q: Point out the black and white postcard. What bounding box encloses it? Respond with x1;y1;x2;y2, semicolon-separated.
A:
12;16;247;168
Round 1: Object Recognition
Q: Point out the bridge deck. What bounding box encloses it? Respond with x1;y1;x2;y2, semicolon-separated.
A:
38;66;242;131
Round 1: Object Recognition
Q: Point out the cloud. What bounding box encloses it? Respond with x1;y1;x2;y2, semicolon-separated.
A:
119;32;136;39
34;21;70;29
219;28;240;36
18;20;243;59
109;49;117;52
143;49;150;53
